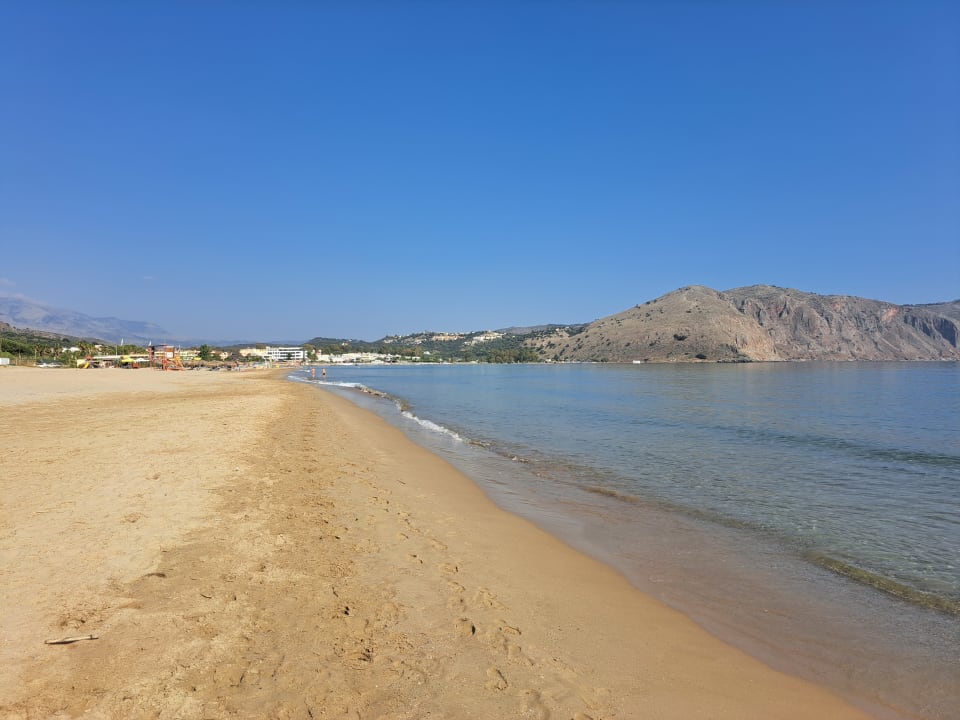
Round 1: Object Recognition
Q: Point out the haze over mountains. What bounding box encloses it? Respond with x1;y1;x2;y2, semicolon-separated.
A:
0;296;173;346
2;286;958;362
0;296;293;347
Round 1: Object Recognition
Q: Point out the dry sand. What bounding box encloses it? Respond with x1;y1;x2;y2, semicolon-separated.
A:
0;366;874;719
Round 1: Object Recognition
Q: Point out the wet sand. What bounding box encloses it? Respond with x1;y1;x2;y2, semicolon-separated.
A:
0;366;873;718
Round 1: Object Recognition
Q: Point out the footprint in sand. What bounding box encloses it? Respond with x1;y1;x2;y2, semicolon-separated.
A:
390;659;427;685
446;581;467;609
454;617;476;638
353;538;381;554
508;643;532;666
376;601;402;627
497;621;521;636
473;587;505;609
478;623;526;661
521;689;551;720
485;667;508;691
447;593;467;611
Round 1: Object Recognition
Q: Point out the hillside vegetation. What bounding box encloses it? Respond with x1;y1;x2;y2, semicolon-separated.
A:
304;327;580;363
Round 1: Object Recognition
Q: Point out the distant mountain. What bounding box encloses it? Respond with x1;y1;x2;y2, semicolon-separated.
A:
0;296;173;346
531;285;960;362
5;287;958;362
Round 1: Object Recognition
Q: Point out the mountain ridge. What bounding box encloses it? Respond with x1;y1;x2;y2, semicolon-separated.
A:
3;287;958;362
0;296;172;346
529;285;960;362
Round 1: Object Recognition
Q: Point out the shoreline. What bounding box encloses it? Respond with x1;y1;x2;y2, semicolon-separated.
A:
1;367;873;718
316;369;957;720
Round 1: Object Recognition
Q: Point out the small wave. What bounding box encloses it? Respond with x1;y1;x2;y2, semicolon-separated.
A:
580;484;642;504
291;372;405;404
400;411;464;441
288;373;362;388
804;551;960;616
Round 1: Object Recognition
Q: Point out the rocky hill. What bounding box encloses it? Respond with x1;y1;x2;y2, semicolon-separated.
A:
530;285;960;363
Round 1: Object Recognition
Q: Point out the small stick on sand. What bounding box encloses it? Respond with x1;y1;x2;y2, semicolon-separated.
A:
45;634;99;645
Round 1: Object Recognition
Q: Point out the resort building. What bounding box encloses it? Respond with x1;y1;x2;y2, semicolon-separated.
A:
263;346;306;362
466;331;504;346
314;351;399;364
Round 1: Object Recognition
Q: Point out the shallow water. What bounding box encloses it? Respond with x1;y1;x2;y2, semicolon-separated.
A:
293;362;960;719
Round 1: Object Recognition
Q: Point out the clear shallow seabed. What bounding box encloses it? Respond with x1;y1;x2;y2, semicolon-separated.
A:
292;362;960;720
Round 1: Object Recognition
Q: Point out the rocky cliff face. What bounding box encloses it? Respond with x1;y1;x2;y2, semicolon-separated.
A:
531;285;960;363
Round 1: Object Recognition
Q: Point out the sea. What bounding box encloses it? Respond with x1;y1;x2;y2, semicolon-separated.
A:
291;362;959;720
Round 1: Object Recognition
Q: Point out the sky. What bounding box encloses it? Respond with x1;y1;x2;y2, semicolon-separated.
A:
1;1;957;342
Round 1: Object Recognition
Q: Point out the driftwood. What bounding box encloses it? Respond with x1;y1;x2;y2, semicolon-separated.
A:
45;634;99;645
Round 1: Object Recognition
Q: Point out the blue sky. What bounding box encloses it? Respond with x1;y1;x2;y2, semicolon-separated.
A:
2;1;957;342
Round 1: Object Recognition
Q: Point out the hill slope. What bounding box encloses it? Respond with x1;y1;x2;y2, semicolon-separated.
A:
0;296;171;345
531;285;960;363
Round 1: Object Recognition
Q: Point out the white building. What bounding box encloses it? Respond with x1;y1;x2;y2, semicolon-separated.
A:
316;351;396;364
263;346;306;362
466;332;503;346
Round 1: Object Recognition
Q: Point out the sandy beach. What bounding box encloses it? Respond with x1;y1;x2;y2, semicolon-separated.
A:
0;366;874;719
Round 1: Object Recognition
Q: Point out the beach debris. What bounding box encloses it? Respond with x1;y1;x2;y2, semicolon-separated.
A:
45;634;99;645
